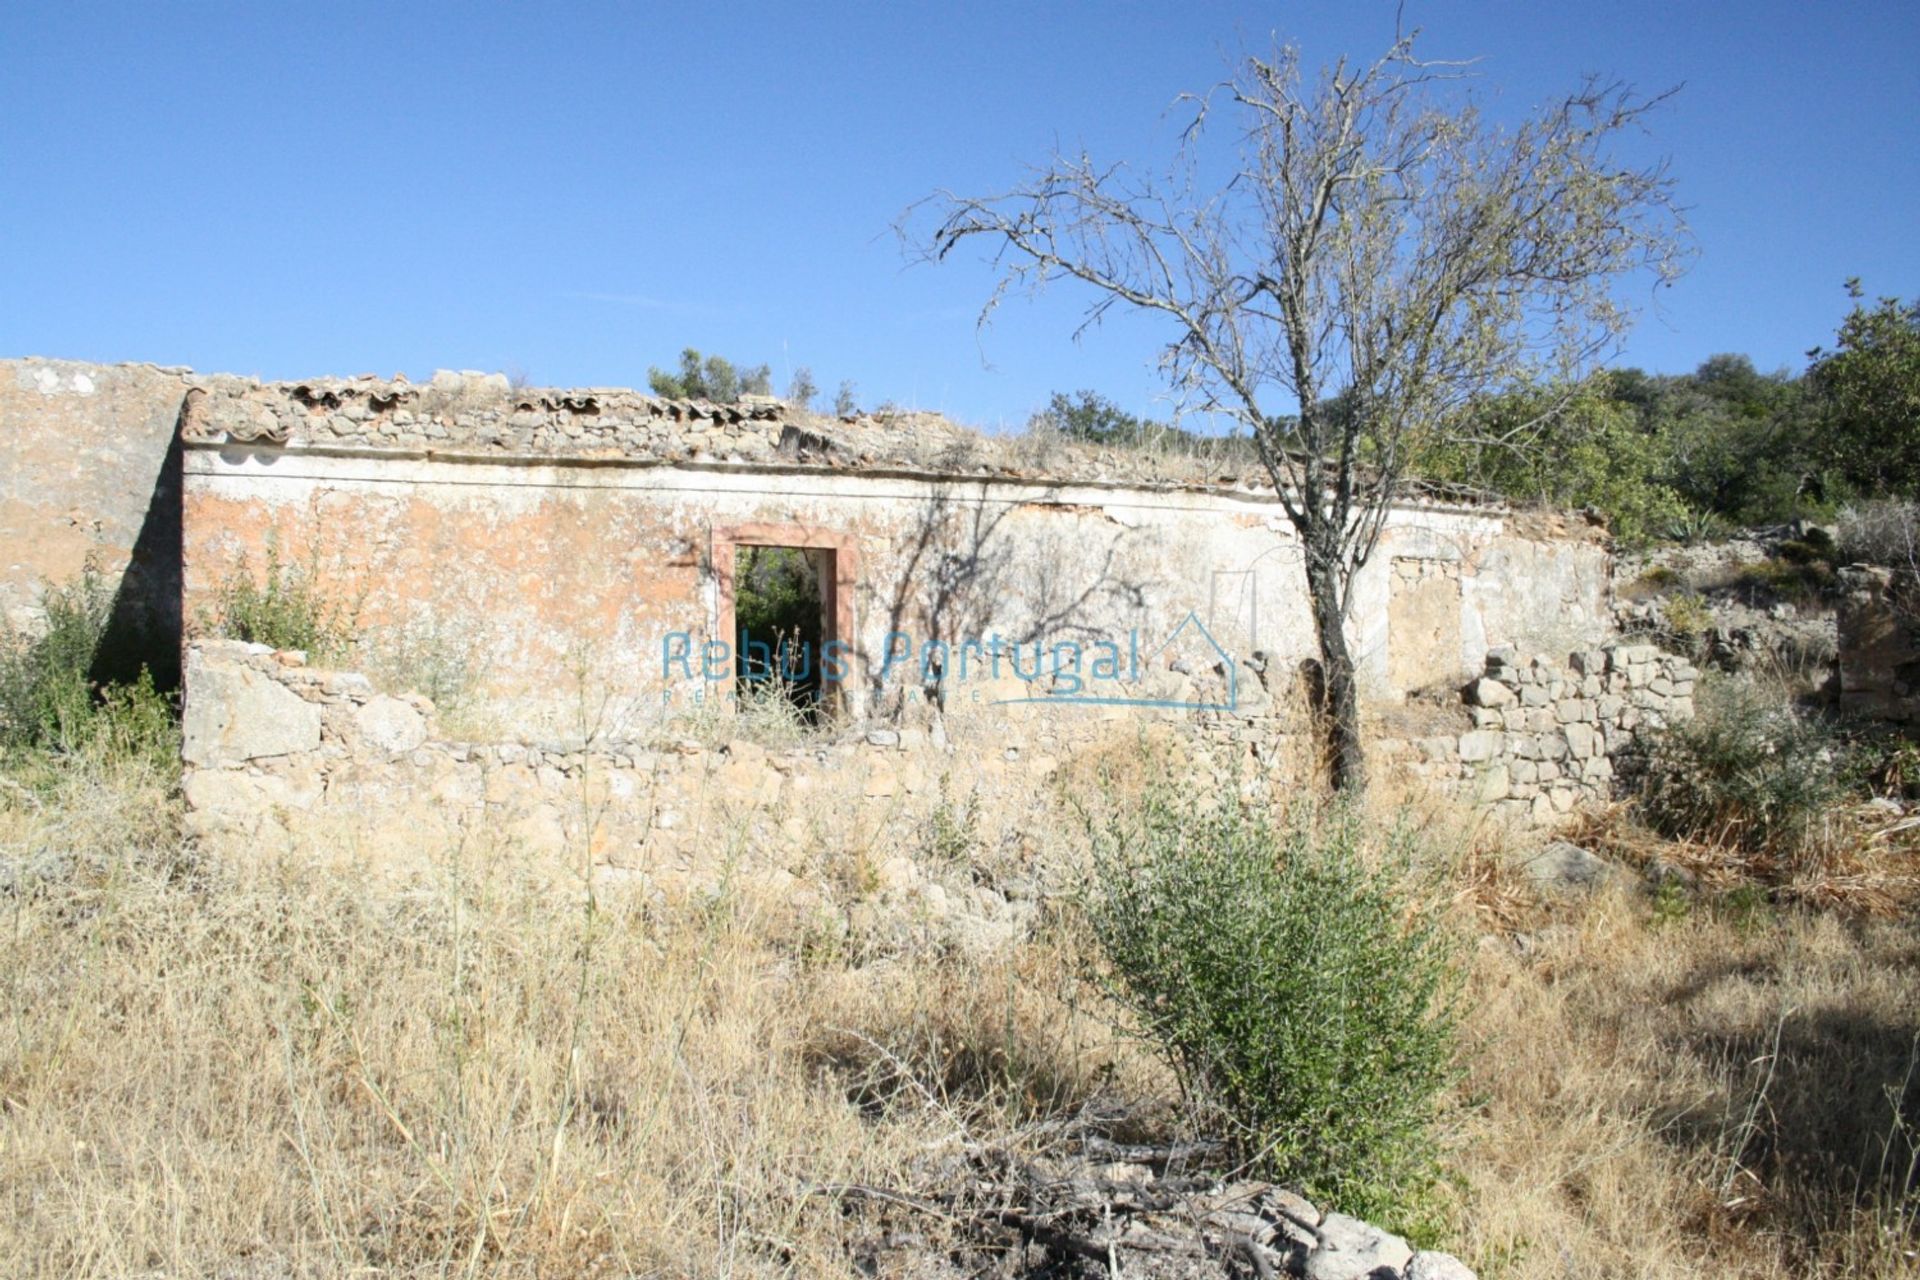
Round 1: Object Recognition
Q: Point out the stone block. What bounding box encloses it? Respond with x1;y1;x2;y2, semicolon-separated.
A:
1305;1213;1413;1280
183;765;323;818
1563;722;1597;759
183;650;324;766
1467;677;1515;707
354;695;427;756
1519;839;1617;895
1457;729;1503;762
1407;1252;1478;1280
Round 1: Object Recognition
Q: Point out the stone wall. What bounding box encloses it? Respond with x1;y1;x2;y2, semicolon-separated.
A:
181;637;1178;947
0;358;189;678
1837;565;1920;723
0;356;1617;718
1385;641;1697;824
181;630;1696;894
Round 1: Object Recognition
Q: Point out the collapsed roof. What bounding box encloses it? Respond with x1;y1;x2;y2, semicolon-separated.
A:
175;366;1531;514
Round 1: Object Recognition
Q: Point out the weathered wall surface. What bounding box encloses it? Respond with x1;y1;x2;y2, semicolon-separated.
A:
181;445;1612;737
180;633;1693;892
0;358;189;675
1837;566;1919;723
181;638;1210;944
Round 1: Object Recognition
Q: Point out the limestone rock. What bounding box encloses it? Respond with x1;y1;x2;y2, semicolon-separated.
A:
1474;763;1511;803
1467;677;1514;707
182;652;323;766
355;695;428;755
1407;1250;1478;1280
1519;840;1617;896
1304;1212;1414;1280
1457;729;1502;762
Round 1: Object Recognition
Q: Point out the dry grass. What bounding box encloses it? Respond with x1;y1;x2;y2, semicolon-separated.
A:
2;743;1917;1278
0;752;1137;1279
1456;890;1920;1278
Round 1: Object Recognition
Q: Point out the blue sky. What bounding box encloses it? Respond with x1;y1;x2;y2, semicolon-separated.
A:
3;1;1914;430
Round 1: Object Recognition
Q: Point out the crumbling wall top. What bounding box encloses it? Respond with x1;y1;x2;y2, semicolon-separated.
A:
168;365;1507;505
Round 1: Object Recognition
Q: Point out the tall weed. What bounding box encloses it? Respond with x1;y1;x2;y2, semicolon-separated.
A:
207;542;359;660
0;561;176;769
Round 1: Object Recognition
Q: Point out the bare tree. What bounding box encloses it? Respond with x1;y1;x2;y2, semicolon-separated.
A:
906;29;1686;791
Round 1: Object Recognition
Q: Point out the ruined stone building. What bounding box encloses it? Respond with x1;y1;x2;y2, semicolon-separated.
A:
7;357;1686;888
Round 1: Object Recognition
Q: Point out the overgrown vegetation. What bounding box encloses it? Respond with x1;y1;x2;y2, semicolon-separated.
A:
734;545;825;717
3;698;1918;1275
1809;283;1920;497
1426;287;1918;539
0;561;176;769
206;542;360;660
362;613;485;719
1081;781;1461;1226
1842;498;1920;574
646;347;772;402
1042;284;1920;549
1642;677;1857;864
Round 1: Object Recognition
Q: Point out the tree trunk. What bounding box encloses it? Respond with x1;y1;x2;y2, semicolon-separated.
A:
1303;552;1367;793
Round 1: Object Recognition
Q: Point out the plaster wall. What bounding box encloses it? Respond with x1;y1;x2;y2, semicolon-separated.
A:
182;445;1612;736
0;358;188;674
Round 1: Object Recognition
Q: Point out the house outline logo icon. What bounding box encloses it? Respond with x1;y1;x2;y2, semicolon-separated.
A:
989;610;1239;712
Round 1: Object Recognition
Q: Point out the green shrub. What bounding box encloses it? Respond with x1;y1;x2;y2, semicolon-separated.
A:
1774;537;1831;567
1636;564;1682;593
1665;508;1731;545
1661;591;1715;651
1733;556;1835;606
1080;784;1460;1225
208;543;358;660
1642;678;1854;861
0;561;178;767
0;565;111;750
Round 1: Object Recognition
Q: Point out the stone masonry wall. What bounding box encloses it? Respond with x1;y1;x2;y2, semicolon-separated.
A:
1386;640;1698;824
182;633;1697;902
1837;565;1920;724
182;445;1613;734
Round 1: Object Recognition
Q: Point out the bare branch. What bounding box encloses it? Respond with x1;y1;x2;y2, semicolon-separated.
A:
900;26;1689;791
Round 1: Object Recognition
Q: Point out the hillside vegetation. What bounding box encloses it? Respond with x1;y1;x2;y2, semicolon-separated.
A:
1037;287;1920;549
